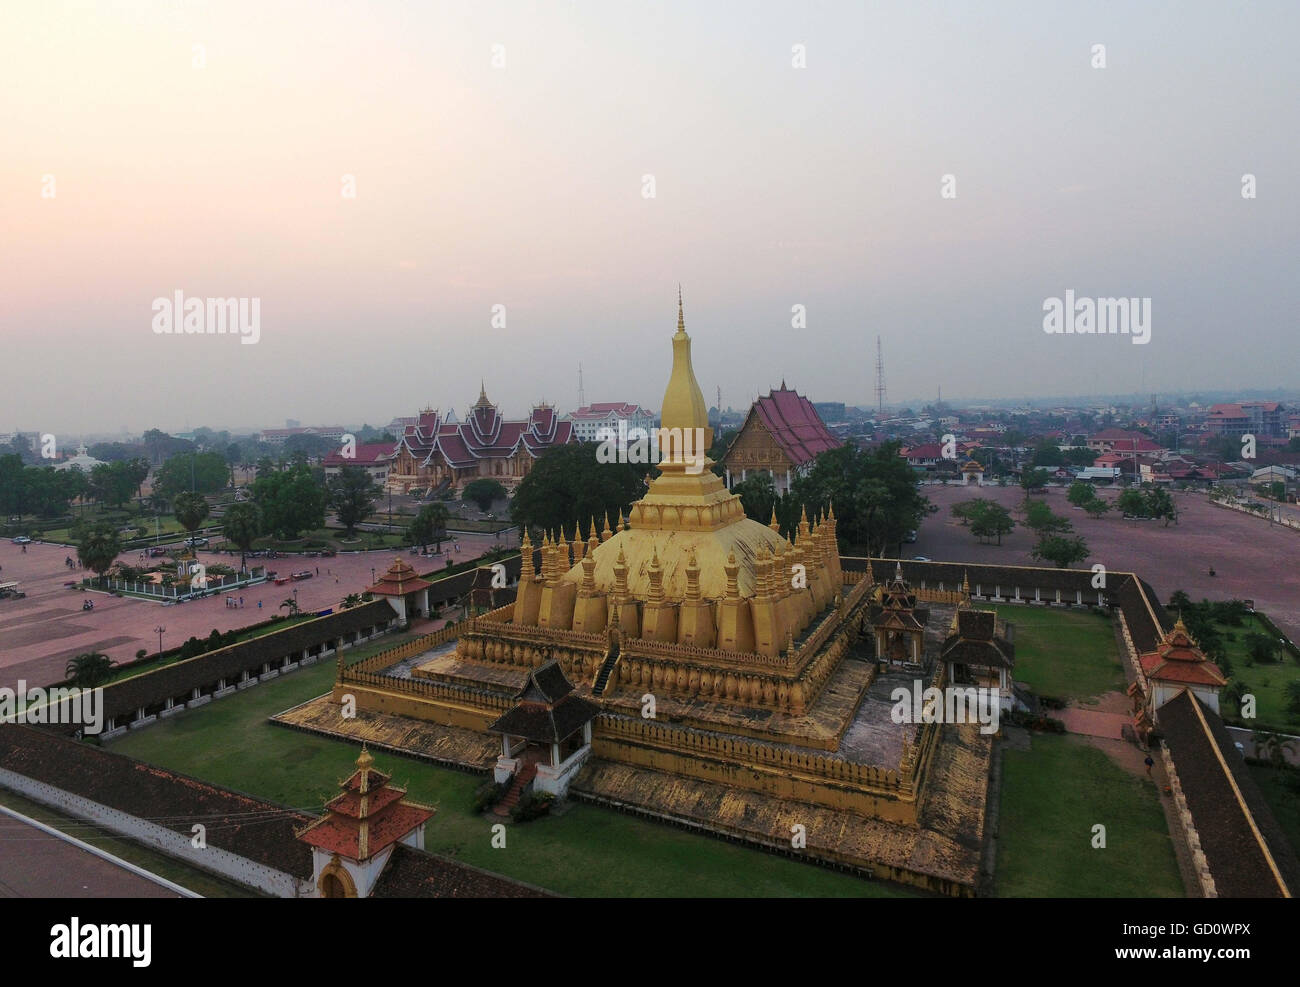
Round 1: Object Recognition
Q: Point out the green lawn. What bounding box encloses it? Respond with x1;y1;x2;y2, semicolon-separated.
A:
1247;763;1300;857
0;789;258;898
105;658;908;897
1214;615;1300;734
993;605;1125;703
997;734;1183;897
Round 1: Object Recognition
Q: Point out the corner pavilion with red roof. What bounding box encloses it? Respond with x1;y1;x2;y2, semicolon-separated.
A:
1129;618;1228;741
365;557;433;624
296;745;436;898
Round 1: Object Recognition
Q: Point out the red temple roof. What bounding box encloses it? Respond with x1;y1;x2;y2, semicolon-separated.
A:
1139;619;1227;687
747;384;841;467
367;557;433;597
296;746;435;862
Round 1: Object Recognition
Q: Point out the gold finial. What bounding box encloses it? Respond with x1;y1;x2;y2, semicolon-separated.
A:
677;284;684;333
769;507;780;531
356;744;374;771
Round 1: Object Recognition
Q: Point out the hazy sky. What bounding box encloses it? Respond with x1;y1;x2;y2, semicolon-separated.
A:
3;1;1297;435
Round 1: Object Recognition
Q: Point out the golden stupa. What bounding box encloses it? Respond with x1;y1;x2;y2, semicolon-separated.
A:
514;290;842;656
314;293;992;897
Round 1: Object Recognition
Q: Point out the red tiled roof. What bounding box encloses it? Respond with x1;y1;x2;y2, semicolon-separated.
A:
298;803;434;860
368;557;433;596
1140;621;1226;687
567;403;649;420
323;443;395;467
744;386;841;468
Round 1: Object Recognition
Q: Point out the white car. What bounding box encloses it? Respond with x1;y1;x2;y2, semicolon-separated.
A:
11;536;31;544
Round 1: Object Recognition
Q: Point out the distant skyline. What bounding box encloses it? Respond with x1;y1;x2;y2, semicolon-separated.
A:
3;1;1297;433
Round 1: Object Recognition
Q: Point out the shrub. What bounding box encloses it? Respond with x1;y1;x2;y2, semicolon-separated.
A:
472;780;506;814
510;790;555;823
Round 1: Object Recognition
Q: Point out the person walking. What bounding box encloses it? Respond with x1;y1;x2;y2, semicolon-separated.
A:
1144;754;1154;777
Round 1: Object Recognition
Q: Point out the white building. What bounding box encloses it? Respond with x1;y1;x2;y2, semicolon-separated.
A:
563;402;656;444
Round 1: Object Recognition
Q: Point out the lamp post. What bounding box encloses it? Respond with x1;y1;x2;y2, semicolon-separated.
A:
155;625;165;656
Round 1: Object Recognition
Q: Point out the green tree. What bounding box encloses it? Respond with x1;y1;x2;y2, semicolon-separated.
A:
969;500;1015;545
792;441;929;555
1031;534;1090;568
280;597;301;617
1019;468;1050;492
155;451;229;497
173;492;211;550
1245;632;1277;664
1084;497;1111;518
1024;499;1072;536
76;523;122;586
510;444;645;536
1031;441;1064;468
252;464;325;539
1067;481;1095;508
65;652;116;688
221;501;262;570
462;478;508;513
1117;488;1149;517
1144;486;1178;526
327;466;379;537
408;502;450;552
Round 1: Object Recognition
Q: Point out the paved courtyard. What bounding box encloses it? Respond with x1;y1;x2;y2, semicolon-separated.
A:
916;485;1300;639
0;531;508;690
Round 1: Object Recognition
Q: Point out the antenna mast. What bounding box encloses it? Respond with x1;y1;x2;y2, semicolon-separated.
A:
578;363;585;409
874;336;887;414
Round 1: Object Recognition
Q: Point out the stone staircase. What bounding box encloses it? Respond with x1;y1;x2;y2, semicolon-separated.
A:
591;642;620;696
493;761;537;817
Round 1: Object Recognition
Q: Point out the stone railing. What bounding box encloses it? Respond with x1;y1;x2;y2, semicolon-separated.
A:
899;660;947;794
594;713;903;793
343;619;465;675
623;635;788;670
339;667;514;713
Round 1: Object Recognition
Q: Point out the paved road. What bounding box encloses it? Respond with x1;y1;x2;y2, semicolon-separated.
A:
0;811;183;898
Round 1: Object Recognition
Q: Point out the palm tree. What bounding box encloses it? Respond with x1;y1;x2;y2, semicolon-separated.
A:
76;523;122;587
222;501;262;572
1253;731;1297;769
173;491;210;551
341;593;362;609
65;652;116;688
280;597;301;617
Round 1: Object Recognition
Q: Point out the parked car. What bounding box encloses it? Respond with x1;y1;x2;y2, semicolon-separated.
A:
190;537;209;548
911;555;931;562
11;536;32;544
148;546;168;557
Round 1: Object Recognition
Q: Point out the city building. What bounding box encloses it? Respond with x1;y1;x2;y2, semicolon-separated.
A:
260;425;347;445
1206;402;1287;439
563;402;656;444
322;443;395;484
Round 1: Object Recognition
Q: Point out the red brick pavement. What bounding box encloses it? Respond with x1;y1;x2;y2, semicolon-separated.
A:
0;532;507;689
